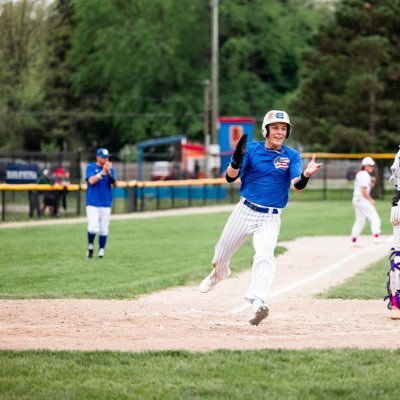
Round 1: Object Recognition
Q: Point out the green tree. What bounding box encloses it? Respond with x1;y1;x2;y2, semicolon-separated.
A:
68;0;321;148
219;0;321;121
0;0;324;151
69;0;210;150
0;0;48;150
290;0;400;152
40;0;80;152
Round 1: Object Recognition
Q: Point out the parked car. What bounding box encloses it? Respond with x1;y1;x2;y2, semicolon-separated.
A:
346;165;391;181
150;161;173;181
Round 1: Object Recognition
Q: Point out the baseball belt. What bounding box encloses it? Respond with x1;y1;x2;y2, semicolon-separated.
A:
243;199;280;214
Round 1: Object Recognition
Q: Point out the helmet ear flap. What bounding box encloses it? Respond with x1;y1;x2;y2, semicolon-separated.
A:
286;125;291;138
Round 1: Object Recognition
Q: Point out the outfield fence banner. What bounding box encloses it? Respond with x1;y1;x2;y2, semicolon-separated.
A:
5;163;39;184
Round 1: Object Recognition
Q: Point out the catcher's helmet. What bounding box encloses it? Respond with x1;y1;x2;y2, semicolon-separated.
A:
262;110;292;138
361;156;375;167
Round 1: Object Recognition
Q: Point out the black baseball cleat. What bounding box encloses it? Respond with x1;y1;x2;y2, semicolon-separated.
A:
86;248;94;258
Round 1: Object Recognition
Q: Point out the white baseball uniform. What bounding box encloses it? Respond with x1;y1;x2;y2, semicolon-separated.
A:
351;169;381;239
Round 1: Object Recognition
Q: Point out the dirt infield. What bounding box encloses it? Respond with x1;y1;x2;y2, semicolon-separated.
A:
1;223;398;351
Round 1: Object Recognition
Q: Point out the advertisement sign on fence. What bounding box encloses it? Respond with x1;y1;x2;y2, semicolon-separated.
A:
5;163;39;184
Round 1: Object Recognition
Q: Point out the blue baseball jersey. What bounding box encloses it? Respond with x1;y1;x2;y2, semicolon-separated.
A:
85;163;117;207
239;141;302;208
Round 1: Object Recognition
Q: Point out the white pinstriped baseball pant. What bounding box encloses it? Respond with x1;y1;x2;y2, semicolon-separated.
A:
388;156;400;297
212;197;281;303
391;206;400;250
389;206;400;293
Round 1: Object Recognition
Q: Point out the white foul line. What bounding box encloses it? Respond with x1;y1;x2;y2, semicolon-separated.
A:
270;243;389;299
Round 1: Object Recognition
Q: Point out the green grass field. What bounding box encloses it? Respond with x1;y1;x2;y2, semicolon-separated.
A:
2;349;400;400
0;199;396;399
0;200;392;299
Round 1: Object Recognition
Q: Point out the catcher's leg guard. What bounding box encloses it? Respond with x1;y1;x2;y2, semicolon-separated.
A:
384;249;400;311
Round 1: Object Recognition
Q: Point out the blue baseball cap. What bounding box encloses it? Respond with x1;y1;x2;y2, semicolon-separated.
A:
96;148;111;158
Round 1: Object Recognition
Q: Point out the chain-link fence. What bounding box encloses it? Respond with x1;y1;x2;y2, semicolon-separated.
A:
0;151;397;222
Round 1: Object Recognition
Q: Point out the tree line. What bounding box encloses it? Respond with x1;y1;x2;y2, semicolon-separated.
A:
0;0;398;155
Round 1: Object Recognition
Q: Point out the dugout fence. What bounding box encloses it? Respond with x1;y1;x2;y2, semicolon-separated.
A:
0;153;396;222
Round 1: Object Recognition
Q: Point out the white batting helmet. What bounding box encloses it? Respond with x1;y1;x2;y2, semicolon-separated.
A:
361;157;375;167
262;110;292;138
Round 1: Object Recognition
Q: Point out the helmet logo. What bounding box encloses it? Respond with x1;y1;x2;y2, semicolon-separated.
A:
275;112;285;119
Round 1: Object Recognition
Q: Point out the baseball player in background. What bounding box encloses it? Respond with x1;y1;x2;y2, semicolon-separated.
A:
199;110;322;326
385;146;400;319
85;148;118;258
350;157;381;246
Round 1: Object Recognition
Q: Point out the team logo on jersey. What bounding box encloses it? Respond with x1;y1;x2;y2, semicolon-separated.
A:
274;156;290;170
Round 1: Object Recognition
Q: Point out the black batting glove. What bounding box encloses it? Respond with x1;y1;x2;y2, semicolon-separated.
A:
231;134;248;169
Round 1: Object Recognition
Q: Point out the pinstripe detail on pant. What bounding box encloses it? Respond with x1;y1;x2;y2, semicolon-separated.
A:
212;199;281;303
393;225;400;251
391;206;400;249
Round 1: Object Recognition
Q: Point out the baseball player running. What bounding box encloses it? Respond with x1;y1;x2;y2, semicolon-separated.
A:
85;148;118;258
350;157;381;246
385;146;400;319
199;110;322;326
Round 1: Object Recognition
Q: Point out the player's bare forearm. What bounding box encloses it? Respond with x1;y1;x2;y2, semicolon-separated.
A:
227;164;240;178
225;164;240;183
88;174;103;185
88;169;116;186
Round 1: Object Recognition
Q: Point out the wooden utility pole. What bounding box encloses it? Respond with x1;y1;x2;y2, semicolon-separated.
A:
210;0;219;145
203;80;210;178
